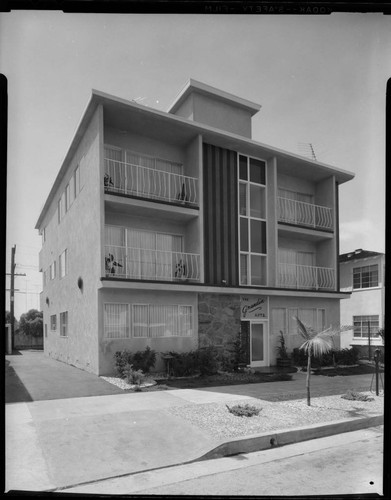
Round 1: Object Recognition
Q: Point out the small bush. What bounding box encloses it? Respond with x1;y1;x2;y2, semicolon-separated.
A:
292;347;359;368
341;390;374;402
164;350;198;377
226;403;262;417
123;364;146;386
196;346;219;376
114;347;156;378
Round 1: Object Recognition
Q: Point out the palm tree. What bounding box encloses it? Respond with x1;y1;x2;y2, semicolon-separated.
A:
295;317;352;406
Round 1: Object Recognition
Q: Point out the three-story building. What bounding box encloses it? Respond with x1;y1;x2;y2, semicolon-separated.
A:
36;79;355;375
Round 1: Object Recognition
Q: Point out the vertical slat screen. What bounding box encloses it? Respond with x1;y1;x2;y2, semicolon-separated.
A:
203;144;238;286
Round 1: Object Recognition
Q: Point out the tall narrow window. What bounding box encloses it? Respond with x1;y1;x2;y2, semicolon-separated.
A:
59;249;68;278
238;154;267;286
60;312;68;337
50;314;57;331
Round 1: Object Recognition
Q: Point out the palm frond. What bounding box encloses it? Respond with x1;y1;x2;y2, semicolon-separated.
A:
295;317;312;340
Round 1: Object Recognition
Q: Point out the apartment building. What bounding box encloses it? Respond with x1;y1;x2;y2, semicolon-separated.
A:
339;249;385;351
36;79;355;375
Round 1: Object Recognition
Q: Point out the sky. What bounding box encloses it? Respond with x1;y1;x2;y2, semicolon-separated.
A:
1;11;389;319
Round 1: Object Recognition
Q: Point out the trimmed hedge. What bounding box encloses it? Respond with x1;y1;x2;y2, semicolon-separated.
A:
292;347;360;368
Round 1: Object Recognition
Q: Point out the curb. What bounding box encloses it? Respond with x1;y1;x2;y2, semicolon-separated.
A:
198;414;384;460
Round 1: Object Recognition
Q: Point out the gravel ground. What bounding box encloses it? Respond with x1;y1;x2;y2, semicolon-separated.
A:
101;376;156;390
166;393;384;439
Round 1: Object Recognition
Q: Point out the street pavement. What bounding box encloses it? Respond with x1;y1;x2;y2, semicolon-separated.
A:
5;350;385;494
62;427;384;496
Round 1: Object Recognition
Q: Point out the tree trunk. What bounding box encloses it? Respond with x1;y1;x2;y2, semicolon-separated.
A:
306;349;311;406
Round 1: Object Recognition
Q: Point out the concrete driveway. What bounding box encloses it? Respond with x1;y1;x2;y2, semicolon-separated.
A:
5;350;124;403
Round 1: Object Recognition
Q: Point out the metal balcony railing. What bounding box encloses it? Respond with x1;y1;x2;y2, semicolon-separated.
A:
277;263;336;290
104;158;198;207
105;245;200;282
277;197;333;230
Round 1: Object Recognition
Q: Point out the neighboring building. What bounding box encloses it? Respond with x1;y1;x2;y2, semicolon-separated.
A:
35;79;355;375
339;249;385;352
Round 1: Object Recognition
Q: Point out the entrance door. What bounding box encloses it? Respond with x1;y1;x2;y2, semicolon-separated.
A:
250;321;268;367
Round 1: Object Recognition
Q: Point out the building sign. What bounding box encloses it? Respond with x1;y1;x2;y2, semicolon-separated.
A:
240;296;268;320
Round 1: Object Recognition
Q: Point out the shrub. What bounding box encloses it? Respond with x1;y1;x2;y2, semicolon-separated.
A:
226;403;262;417
341;390;374;402
335;347;360;366
114;347;157;378
131;346;157;373
292;347;359;368
164;350;198;377
123;364;146;386
196;346;219;376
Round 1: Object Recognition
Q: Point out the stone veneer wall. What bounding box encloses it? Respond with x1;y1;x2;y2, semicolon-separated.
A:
198;293;241;350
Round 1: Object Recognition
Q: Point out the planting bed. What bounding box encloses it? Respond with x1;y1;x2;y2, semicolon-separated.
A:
167;392;384;439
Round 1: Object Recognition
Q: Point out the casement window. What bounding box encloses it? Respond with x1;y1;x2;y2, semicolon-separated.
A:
50;261;56;280
287;308;326;334
238;154;267;286
50;314;57;331
353;265;378;289
65;183;70;212
41;227;46;244
103;303;193;339
44;324;48;338
353;315;379;338
43;270;48;287
59;249;68;278
60;311;68;337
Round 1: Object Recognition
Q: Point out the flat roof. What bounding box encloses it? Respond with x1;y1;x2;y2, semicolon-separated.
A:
168;78;261;116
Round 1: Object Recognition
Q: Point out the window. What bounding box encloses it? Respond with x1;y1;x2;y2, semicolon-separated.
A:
41;227;46;244
74;165;80;197
65;183;70;211
59;249;68;278
43;270;48;287
50;314;57;331
103;303;193;339
353;315;379;338
104;304;129;339
50;261;56;280
60;312;68;337
44;324;48;338
288;308;326;334
133;304;193;338
353;265;378;289
271;308;286;336
238;154;267;286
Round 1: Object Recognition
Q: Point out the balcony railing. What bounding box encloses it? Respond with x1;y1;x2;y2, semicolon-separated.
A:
105;245;200;282
277;197;333;230
278;263;336;290
104;158;199;207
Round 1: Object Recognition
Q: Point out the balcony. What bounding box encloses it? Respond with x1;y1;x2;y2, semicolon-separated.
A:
105;245;200;282
277;197;333;231
104;158;199;207
278;263;336;290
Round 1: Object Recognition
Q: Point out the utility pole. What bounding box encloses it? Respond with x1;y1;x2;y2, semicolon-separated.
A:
8;245;26;351
10;245;16;350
